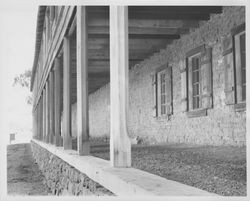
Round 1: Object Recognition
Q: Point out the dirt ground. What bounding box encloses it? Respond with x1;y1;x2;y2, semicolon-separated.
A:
7;143;50;195
91;143;246;196
7;142;246;196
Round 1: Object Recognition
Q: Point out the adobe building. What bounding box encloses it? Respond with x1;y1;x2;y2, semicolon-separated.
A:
30;6;245;196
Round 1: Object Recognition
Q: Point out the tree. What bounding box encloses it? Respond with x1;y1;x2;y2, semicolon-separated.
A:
13;69;33;105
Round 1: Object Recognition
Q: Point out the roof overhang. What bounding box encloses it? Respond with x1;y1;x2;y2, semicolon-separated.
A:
30;6;46;91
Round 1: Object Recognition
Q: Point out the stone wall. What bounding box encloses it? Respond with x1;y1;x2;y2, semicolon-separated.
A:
31;141;114;196
72;6;246;146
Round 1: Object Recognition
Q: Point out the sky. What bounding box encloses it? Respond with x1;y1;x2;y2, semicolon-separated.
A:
0;2;38;143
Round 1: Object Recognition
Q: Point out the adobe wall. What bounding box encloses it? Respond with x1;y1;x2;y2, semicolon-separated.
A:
72;6;246;146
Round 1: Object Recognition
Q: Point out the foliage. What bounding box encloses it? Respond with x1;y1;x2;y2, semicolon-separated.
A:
13;69;33;105
13;69;32;88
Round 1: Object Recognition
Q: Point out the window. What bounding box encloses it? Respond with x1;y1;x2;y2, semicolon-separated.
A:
223;23;245;111
152;65;172;117
159;71;167;115
190;54;202;109
181;44;213;117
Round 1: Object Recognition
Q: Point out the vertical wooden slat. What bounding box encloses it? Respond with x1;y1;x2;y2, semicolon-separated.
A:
63;37;72;150
54;58;62;146
49;71;55;144
110;5;131;167
77;6;90;155
45;82;50;143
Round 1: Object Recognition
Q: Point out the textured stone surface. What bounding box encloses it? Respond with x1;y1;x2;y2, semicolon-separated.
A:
72;6;245;146
31;142;114;196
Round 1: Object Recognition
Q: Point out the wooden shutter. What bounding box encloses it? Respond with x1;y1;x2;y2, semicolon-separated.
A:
222;36;235;105
235;32;245;103
151;74;158;117
201;47;213;108
187;58;193;111
166;67;172;115
180;63;187;112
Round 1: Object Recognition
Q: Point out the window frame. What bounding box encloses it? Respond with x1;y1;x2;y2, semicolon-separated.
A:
185;44;211;118
190;52;202;110
152;65;173;118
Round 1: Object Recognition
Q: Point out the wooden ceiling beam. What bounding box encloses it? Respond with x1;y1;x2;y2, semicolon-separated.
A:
88;33;180;39
88;38;171;50
88;48;160;61
88;12;210;20
88;18;200;29
87;6;222;14
87;26;189;35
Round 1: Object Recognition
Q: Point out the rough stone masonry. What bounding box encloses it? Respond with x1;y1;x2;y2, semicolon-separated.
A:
31;142;114;196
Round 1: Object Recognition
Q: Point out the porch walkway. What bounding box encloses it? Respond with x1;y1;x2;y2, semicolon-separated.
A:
7;143;50;195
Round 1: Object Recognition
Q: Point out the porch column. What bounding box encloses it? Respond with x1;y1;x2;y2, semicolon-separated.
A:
76;6;90;155
39;99;43;141
109;5;131;167
37;102;40;140
32;109;37;139
43;90;46;142
45;81;50;143
49;71;55;144
63;37;72;149
54;58;62;146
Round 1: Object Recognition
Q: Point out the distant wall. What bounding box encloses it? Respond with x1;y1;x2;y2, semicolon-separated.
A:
71;6;245;146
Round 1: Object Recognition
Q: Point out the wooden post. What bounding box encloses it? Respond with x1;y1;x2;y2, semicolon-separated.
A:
54;58;62;146
63;37;72;149
39;99;43;141
43;90;46;142
76;6;90;155
109;5;131;167
49;71;55;144
45;81;50;143
32;109;37;139
37;103;40;140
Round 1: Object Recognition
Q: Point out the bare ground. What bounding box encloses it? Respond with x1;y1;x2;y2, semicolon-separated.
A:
7;143;50;195
90;143;246;196
7;142;246;196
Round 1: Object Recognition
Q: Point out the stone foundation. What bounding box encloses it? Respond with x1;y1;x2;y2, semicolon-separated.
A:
31;141;114;196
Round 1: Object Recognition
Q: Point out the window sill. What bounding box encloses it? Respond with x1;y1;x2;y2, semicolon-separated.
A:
234;102;246;112
156;114;171;121
187;108;207;118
